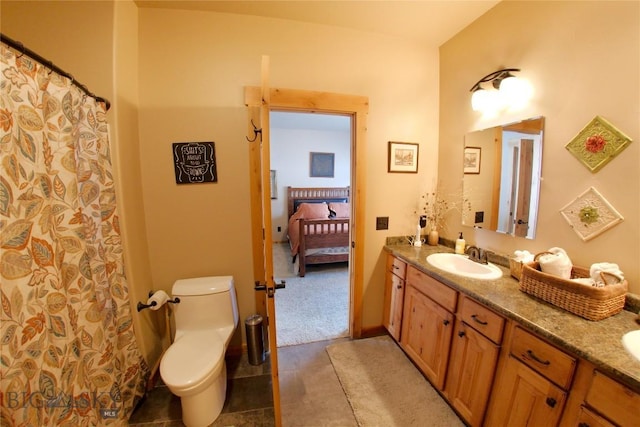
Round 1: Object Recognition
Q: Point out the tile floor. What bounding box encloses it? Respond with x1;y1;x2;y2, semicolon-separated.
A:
128;338;357;426
129;351;275;426
278;338;357;427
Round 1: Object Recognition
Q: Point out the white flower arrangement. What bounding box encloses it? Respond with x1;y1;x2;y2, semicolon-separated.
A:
416;185;471;232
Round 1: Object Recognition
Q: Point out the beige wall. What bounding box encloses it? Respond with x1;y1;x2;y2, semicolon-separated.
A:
137;8;440;344
112;1;166;370
2;0;440;372
440;1;640;293
1;1;113;95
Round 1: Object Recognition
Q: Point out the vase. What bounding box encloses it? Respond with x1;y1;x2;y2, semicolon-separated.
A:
427;229;439;246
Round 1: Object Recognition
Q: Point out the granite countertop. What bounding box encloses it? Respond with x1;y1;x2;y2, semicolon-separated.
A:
384;243;640;392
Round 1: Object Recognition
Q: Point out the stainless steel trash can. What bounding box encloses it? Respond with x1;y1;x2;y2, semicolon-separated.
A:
245;314;265;365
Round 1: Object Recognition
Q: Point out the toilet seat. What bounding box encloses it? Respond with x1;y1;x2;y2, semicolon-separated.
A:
160;330;224;394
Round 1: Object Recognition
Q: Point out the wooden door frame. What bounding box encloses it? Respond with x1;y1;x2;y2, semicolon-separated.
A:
245;86;368;339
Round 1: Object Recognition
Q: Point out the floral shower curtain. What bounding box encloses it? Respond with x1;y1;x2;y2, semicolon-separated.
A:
0;42;149;425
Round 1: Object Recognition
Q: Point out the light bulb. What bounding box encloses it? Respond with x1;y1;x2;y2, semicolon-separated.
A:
471;89;489;111
499;76;529;108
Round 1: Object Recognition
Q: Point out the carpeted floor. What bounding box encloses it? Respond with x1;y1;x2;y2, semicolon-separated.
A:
326;335;465;427
273;243;349;347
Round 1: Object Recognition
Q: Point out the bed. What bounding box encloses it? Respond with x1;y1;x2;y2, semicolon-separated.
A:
286;186;351;277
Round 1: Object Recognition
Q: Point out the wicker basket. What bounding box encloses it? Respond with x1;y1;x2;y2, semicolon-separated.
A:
519;261;627;321
509;258;524;280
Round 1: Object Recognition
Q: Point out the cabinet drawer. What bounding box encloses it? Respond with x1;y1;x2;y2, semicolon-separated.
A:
584;370;640;427
387;254;407;279
510;327;576;389
458;295;505;344
406;266;457;312
576;405;615;427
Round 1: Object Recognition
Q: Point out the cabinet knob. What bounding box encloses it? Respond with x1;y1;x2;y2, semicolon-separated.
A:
396;284;402;289
545;397;557;408
443;319;450;326
458;330;466;338
578;423;590;427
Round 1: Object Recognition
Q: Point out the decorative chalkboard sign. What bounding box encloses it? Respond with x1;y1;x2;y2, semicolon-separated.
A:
172;142;218;184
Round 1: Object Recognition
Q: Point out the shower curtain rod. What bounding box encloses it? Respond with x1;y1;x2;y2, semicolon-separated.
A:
1;33;111;111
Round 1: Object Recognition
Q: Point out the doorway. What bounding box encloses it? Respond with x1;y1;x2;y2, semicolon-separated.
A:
246;85;368;341
245;84;368;427
270;111;352;347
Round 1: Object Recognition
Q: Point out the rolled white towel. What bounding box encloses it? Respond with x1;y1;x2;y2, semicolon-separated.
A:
538;248;573;280
590;262;624;286
514;250;534;263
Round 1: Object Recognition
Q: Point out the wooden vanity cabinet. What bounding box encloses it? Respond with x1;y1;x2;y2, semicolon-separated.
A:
382;254;640;427
444;296;504;427
383;254;407;341
486;325;576;427
400;265;456;390
560;361;640;427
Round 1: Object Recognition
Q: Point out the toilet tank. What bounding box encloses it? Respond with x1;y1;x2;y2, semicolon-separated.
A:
171;276;239;334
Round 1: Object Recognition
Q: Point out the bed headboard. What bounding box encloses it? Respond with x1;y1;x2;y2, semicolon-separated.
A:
287;187;350;218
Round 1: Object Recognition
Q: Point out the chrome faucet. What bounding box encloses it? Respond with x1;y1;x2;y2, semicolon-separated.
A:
466;245;488;264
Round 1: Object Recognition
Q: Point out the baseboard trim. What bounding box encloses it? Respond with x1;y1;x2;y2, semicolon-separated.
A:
360;325;387;338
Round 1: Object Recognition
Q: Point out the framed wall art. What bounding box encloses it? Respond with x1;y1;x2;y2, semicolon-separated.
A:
388;141;419;173
173;142;217;184
565;115;632;173
560;186;623;241
310;152;335;177
464;146;481;174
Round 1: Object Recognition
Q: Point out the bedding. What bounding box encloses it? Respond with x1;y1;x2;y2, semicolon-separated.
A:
329;202;350;218
286;187;351;276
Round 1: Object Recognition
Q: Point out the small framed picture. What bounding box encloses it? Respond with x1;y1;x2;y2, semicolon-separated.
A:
464;146;481;174
388;141;419;173
310;152;335;177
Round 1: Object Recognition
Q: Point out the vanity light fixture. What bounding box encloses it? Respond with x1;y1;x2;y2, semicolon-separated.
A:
470;68;530;113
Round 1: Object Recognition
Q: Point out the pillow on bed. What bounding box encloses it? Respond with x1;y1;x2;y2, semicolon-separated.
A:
296;202;330;219
329;202;350;218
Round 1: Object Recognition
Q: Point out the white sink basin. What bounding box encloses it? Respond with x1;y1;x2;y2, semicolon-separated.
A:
622;330;640;362
426;253;503;280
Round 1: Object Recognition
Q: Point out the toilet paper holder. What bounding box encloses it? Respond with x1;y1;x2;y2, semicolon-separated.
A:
137;290;181;312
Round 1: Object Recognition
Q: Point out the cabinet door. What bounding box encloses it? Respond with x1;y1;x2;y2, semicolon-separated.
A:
400;285;454;390
445;320;500;427
487;355;566;427
575;406;615;427
384;272;405;341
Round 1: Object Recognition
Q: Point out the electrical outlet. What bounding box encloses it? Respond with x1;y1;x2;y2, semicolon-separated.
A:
376;216;389;230
475;211;484;224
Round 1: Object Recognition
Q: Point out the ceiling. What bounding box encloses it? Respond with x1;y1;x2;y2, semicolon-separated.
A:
135;0;501;47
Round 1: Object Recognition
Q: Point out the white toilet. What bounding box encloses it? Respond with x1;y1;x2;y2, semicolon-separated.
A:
160;276;239;427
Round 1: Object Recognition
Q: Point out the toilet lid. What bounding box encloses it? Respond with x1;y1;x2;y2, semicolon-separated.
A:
160;331;224;389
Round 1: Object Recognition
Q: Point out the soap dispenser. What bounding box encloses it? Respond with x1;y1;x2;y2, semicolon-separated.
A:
455;232;466;254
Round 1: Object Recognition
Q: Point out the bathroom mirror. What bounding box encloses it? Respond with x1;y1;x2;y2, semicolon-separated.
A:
463;116;544;239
